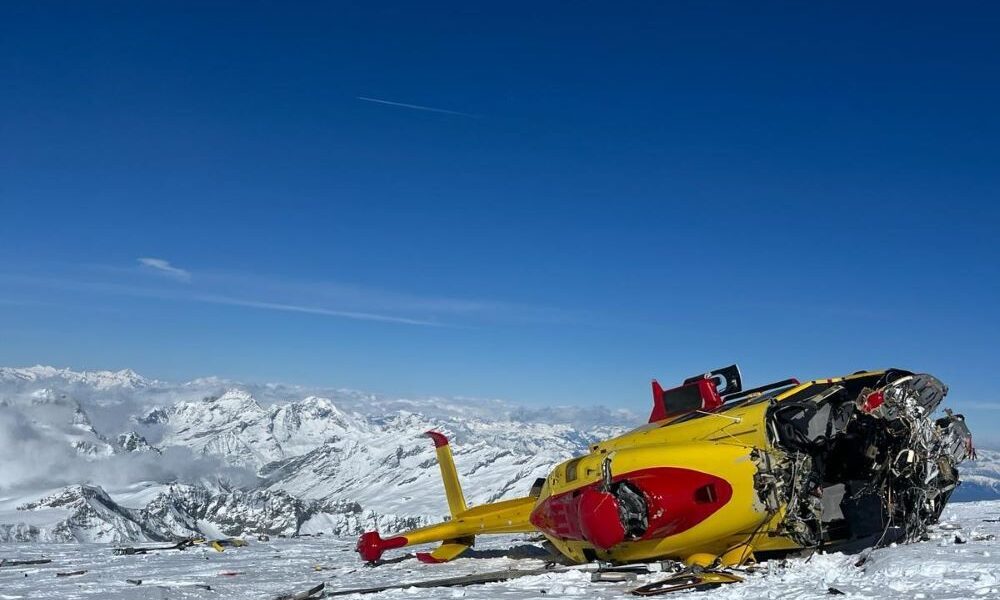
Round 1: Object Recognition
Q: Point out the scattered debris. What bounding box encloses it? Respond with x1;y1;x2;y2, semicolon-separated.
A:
631;569;743;596
112;537;248;555
113;539;197;555
275;583;326;600
209;538;249;552
854;550;872;568
55;570;87;577
591;571;638;583
0;558;52;568
318;568;561;597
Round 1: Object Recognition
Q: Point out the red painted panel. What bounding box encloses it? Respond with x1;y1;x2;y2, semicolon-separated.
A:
695;379;723;411
577;487;626;549
648;379;723;423
529;467;733;549
861;390;884;412
630;467;732;539
416;551;446;563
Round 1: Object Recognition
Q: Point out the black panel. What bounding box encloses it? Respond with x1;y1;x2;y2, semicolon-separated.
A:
662;383;704;415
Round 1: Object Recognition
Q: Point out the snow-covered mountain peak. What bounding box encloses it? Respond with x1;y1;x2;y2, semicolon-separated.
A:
70;404;94;427
298;394;342;412
18;484;112;512
0;365;156;390
184;388;266;419
954;448;1000;500
271;395;358;434
135;406;169;425
116;431;158;454
207;387;258;404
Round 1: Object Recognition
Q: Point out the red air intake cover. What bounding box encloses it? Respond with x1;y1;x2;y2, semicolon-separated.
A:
577;488;627;549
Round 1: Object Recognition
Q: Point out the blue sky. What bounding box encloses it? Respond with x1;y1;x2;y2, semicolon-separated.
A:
1;3;998;441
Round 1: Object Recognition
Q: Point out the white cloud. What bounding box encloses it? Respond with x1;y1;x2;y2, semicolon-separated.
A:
0;400;256;493
138;257;191;282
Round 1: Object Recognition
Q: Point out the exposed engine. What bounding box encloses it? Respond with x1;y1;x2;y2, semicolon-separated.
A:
766;370;974;551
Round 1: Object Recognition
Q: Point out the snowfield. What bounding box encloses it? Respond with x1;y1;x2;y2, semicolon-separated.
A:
1;500;998;599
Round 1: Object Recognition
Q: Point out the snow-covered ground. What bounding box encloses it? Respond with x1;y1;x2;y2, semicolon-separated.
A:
2;500;998;599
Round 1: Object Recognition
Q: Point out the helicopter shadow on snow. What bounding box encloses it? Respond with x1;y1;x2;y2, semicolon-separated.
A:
460;543;556;561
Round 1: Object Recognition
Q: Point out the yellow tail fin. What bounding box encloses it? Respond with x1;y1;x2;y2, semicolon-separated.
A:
424;431;467;516
355;433;536;563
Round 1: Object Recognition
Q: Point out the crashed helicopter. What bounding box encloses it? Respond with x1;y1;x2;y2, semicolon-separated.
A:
357;366;974;568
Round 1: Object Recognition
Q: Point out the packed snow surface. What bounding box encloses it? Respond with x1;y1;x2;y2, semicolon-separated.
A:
1;501;998;599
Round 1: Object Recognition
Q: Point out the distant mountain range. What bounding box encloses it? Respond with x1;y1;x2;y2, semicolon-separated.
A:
0;365;995;543
0;366;628;542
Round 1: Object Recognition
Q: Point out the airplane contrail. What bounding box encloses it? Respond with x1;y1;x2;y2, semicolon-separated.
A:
357;96;478;118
